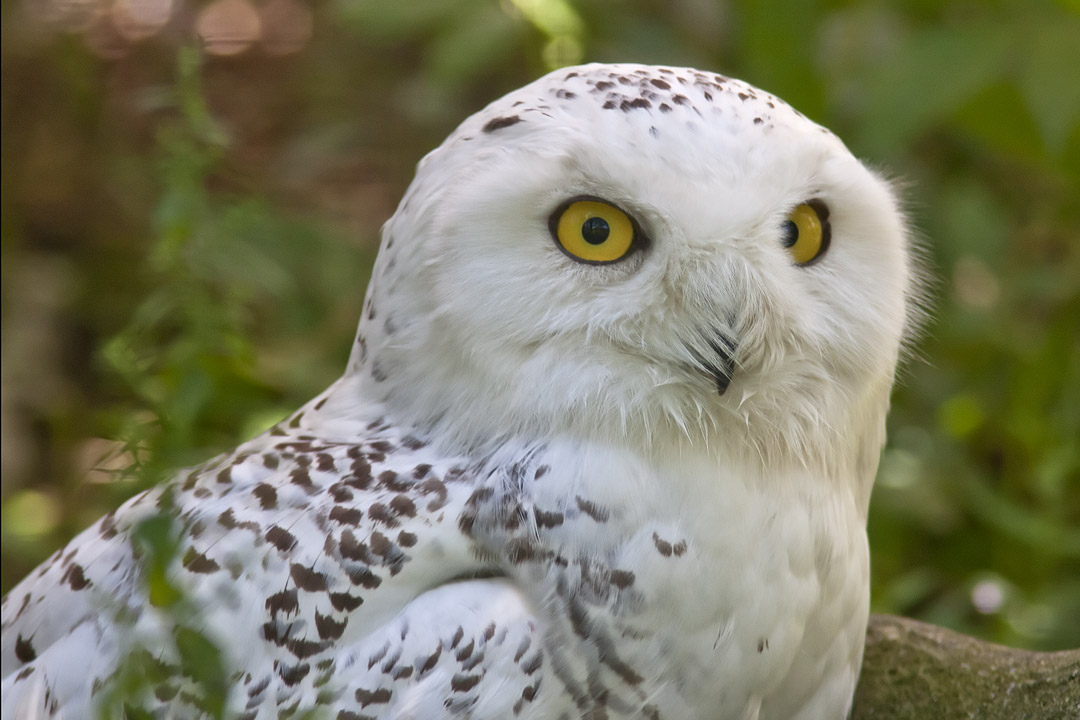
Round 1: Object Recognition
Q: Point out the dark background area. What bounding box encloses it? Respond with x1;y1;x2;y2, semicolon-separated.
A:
2;0;1078;652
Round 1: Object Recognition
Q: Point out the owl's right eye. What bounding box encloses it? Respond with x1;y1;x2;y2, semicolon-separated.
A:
550;198;637;264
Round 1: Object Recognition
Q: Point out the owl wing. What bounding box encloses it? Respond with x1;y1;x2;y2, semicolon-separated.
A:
0;408;530;718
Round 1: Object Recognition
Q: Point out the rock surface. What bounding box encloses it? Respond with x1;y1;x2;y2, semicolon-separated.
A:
853;614;1080;719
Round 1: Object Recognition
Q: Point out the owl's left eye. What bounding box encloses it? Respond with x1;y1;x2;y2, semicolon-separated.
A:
551;198;637;264
781;200;831;266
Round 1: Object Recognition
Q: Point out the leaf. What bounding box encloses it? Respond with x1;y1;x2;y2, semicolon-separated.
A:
1016;16;1080;154
858;23;1011;157
737;0;827;120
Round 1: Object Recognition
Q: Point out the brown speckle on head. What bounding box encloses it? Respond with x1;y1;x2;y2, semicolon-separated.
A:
482;115;523;133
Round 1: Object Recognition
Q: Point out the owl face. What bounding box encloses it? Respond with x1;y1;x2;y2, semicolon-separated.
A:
354;64;918;464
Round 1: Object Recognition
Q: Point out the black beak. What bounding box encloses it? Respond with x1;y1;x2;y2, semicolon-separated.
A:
690;331;736;396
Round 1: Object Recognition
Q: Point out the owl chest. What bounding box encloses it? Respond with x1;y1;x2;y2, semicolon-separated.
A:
464;444;868;715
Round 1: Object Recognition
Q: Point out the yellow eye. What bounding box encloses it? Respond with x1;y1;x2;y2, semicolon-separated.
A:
552;199;637;264
781;200;831;266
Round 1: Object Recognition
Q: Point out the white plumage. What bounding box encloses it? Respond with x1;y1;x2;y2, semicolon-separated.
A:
1;63;920;719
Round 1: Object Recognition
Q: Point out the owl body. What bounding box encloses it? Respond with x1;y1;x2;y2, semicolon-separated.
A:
2;64;918;719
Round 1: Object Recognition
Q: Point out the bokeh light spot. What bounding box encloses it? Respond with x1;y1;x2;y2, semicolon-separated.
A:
260;0;313;56
971;578;1006;614
197;0;261;56
112;0;173;41
3;490;62;539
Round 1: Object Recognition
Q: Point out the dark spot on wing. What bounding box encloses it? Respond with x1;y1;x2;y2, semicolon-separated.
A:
576;496;610;523
451;673;482;692
315;611;347;640
182;548;220;574
290;563;328;592
62;563;90;590
14;634;36;663
535;509;564;528
278;661;310;686
266;525;297;552
253;483;278;510
329;506;363;526
266;589;299;617
329;591;363;612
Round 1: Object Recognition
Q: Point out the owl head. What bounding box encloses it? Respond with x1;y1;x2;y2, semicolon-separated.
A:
345;64;922;476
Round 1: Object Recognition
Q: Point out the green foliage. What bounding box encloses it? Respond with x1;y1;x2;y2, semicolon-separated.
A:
95;508;229;719
1;0;1077;664
102;47;248;484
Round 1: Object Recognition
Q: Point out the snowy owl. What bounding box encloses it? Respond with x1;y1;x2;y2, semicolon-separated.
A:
1;63;919;719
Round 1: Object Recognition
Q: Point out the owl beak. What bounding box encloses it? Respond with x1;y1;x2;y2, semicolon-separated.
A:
690;332;735;396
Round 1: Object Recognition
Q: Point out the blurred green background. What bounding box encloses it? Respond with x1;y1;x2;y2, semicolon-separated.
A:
1;0;1077;653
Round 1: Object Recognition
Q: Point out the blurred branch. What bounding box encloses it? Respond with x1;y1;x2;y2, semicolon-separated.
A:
853;614;1080;719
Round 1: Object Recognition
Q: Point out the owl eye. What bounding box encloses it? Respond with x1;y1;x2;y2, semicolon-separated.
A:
781;200;831;266
551;198;637;264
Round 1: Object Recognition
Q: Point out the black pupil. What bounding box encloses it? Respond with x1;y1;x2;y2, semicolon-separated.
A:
781;220;799;248
581;216;611;245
